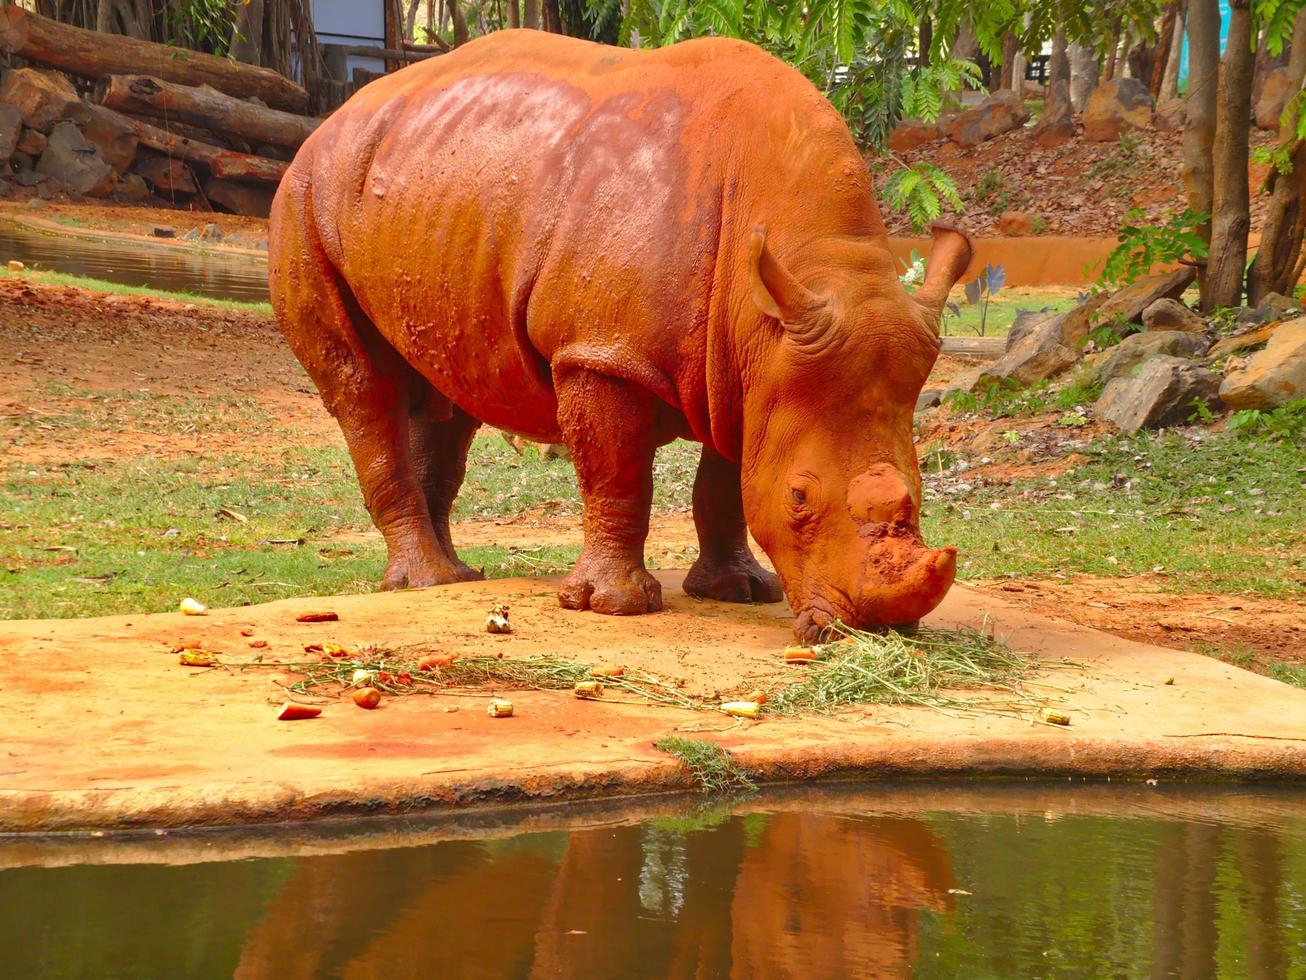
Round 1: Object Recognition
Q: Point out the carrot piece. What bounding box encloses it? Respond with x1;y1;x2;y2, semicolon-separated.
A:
277;702;321;721
352;687;382;709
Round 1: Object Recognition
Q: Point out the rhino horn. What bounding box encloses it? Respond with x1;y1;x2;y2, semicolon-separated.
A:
912;223;974;329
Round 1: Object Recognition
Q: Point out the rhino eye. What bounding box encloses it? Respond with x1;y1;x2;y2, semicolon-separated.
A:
790;488;807;505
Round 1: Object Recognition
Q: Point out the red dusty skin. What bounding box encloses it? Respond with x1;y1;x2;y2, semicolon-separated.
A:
268;31;973;642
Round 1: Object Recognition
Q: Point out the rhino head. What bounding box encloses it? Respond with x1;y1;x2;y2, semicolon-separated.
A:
740;223;972;644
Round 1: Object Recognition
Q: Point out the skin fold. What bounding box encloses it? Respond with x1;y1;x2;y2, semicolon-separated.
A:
268;30;973;641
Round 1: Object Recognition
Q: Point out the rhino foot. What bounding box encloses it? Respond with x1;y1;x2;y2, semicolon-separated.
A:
684;555;784;604
558;558;663;615
381;553;484;591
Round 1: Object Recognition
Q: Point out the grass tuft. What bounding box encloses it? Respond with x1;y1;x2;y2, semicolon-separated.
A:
767;622;1032;715
654;736;756;795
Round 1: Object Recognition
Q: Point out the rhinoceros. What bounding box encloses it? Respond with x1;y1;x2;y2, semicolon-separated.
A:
269;30;972;642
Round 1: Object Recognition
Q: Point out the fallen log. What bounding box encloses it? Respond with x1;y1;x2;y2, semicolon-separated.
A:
95;105;287;183
95;75;320;151
0;3;309;113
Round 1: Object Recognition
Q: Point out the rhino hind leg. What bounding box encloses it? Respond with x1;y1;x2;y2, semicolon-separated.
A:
270;215;471;592
408;394;484;584
554;369;664;616
683;445;784;604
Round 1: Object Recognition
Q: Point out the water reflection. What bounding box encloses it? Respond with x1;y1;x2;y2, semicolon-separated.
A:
0;221;269;303
2;787;1305;978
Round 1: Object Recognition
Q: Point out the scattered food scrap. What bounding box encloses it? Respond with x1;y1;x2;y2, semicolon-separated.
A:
721;700;760;719
296;610;339;623
276;703;321;721
574;680;604;699
179;597;208;616
485;603;512;634
352;687;381;710
487;698;514;717
177;649;220;667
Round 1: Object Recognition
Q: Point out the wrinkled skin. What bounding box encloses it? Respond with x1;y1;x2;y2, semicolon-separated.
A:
268;30;973;642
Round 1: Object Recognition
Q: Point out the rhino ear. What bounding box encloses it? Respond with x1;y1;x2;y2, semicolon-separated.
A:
749;226;823;324
913;223;974;328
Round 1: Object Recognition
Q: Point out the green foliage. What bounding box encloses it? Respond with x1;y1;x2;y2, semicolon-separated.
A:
1253;143;1295;176
960;263;1006;336
1188;396;1217;424
166;0;240;57
1227;399;1306;440
1085;319;1128;350
884;163;965;232
1098;208;1210;288
944;378;1053;417
653;737;756;795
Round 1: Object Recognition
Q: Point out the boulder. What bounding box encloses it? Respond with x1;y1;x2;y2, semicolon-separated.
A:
203;176;276;217
34;120;115;198
1218;317;1306;409
995;210;1036;236
1154;97;1186;132
1007;308;1056;349
947;91;1029;149
1141;297;1206;333
134;153;198;195
1095;355;1225;434
1031;80;1075;148
888;119;943;152
1094;267;1196;326
1208;322;1281;361
0;68;88;134
941;365;986;400
199;222;223;243
16;128;47;156
114;173;150;203
1255;68;1293;131
915;388;942;412
1083;78;1154;142
986;293;1113;385
81;104;138;176
1256;291;1298;319
0;104;21;163
1096;330;1209;381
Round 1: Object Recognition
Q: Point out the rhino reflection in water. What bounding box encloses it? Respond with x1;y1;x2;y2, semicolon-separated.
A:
269;30;971;641
231;814;955;976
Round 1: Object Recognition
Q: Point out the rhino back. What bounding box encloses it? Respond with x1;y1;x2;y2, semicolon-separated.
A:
293;31;880;437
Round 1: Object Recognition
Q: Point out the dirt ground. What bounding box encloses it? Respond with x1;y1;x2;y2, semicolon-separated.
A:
3;275;1302;664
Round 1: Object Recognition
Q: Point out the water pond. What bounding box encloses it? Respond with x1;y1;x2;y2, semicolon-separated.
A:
0;220;269;304
2;782;1304;977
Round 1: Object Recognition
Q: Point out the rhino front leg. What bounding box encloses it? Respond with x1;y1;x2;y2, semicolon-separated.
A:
554;369;663;615
683;445;784;604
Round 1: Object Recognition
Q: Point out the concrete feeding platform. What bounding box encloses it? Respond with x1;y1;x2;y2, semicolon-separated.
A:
1;572;1303;833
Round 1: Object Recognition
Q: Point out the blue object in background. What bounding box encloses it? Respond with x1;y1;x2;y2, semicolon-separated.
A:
1176;1;1230;88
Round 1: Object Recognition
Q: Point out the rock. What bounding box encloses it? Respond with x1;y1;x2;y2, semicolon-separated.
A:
1031;80;1075;148
1141;298;1206;333
942;364;986;400
16;128;47;157
8;260;24;271
947;91;1029;148
134;153;198;195
199;222;224;243
23;196;46;210
152;226;177;239
1208;322;1281;361
114;173;150;203
1256;291;1298;319
1007;308;1055;349
0;68;89;134
915;388;942;412
1218;317;1306;409
35;120;115;198
995;210;1036;236
1255;68;1293;131
983;293;1111;386
888;118;942;152
181;227;201;242
1094;267;1196;326
1154;97;1186;132
203;176;275;218
0;105;21;164
14;169;45;188
1095;355;1224;434
1082;78;1154;142
81;104;138;176
1097;330;1209;381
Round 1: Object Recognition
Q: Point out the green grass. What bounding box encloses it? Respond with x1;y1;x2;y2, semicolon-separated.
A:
0;268;271;314
0;435;701;619
939;291;1080;338
653;736;756;795
923;429;1306;596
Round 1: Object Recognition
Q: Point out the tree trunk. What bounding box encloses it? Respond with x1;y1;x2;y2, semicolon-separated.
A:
918;15;932;69
1103;19;1123;79
95;74;320;151
230;0;265;66
1248;7;1306;304
404;0;422;39
1049;29;1069;89
523;0;539;30
999;33;1017;90
507;0;519;29
1068;43;1099;111
450;0;469;45
1184;0;1221;306
544;0;562;34
1205;0;1255;311
1151;2;1181;98
1159;6;1186;103
96;105;289;182
0;3;309;113
951;19;977;63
